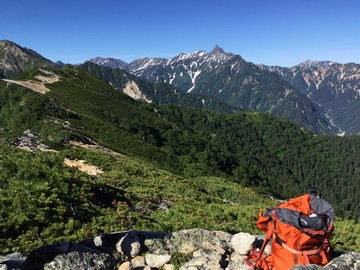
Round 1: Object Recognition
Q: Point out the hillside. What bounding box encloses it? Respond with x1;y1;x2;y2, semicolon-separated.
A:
1;64;360;220
0;142;360;255
78;61;238;114
90;47;337;135
1;42;360;255
0;40;57;79
261;61;360;135
0;142;275;253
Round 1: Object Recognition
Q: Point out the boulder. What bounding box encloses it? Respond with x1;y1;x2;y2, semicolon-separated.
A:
145;254;171;268
131;256;146;268
3;229;359;270
0;253;26;270
231;232;256;255
226;253;253;270
291;252;360;269
117;261;132;270
23;242;115;270
165;229;232;254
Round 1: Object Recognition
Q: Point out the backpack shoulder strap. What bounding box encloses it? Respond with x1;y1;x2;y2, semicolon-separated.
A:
255;211;275;268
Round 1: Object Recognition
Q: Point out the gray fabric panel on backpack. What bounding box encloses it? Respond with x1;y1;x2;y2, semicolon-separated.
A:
275;208;328;231
310;195;335;221
275;208;301;229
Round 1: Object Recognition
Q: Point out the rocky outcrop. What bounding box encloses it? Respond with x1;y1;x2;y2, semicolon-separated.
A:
291;252;360;269
1;229;358;270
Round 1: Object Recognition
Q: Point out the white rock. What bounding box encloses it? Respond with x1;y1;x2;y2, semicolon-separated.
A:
131;256;145;268
226;253;253;270
231;232;256;255
163;264;175;270
118;261;132;270
145;254;171;268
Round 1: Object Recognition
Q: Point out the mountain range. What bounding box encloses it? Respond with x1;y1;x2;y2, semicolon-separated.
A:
261;61;360;135
89;46;360;135
1;40;360;253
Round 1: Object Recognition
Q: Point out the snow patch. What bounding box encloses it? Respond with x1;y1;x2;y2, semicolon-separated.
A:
187;70;201;93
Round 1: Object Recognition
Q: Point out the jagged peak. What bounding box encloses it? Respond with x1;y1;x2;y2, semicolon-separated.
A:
89;57;128;68
0;40;18;47
210;45;225;54
298;60;337;68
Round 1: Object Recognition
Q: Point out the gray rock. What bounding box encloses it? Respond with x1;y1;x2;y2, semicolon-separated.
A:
226;253;253;270
231;233;256;255
145;254;171;268
291;264;322;270
165;229;232;254
144;237;168;255
290;252;360;270
4;229;360;270
179;248;224;270
193;249;222;262
163;264;175;270
0;253;26;270
131;256;145;268
118;261;133;270
324;252;360;269
23;242;115;270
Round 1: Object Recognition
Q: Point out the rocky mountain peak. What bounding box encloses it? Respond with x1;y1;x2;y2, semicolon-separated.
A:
210;44;225;54
298;59;337;69
89;57;128;69
0;40;56;79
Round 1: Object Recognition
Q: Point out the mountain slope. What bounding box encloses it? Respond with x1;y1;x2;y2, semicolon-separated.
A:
1;64;360;219
2;42;360;219
261;61;360;134
79;61;238;114
0;40;57;79
90;47;337;135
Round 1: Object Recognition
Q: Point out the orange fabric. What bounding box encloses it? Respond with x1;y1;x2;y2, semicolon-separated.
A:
256;210;273;232
271;211;331;268
248;194;333;270
277;194;312;215
245;248;273;270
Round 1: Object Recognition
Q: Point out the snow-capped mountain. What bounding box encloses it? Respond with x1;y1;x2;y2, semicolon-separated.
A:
261;61;360;134
88;47;358;135
89;57;128;69
126;46;336;134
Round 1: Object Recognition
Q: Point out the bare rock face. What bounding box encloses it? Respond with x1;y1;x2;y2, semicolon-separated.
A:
0;40;57;79
2;229;359;270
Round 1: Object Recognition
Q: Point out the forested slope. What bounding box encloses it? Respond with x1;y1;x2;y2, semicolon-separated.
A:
1;66;360;219
1;65;360;254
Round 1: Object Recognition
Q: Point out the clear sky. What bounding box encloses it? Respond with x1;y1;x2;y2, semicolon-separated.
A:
1;0;359;67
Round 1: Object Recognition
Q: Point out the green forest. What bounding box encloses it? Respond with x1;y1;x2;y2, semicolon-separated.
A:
1;65;360;253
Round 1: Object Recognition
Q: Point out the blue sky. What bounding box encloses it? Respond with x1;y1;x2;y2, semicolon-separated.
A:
1;0;359;67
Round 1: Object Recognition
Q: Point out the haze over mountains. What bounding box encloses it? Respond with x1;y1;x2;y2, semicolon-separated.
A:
89;46;360;135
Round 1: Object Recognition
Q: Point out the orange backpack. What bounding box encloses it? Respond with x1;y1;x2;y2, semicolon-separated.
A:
245;193;334;270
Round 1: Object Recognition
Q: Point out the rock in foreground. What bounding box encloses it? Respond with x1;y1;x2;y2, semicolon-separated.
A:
0;229;358;270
